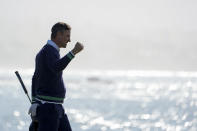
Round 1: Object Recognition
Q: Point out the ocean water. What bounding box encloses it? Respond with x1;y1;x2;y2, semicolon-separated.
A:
0;69;197;131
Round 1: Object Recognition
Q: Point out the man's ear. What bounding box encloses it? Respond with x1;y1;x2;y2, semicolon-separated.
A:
58;31;64;38
56;31;62;39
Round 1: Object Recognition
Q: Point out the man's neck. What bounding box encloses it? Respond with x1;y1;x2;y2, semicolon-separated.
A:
48;40;60;52
51;39;60;48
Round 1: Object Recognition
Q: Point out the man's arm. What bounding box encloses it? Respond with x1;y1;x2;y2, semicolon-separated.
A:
46;42;84;73
31;55;39;103
31;74;37;103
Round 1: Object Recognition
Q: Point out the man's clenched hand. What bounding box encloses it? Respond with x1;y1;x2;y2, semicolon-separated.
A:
71;42;84;55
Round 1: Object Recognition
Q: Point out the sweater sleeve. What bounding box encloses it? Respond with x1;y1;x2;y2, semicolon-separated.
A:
31;54;40;103
45;49;75;73
31;74;37;103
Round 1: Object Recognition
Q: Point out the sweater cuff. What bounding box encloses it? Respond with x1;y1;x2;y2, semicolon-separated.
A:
70;51;75;57
67;51;75;60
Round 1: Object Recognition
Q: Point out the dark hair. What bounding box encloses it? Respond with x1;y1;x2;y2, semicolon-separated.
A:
51;22;71;39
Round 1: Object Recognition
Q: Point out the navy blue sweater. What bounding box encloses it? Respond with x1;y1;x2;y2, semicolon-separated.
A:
32;44;74;103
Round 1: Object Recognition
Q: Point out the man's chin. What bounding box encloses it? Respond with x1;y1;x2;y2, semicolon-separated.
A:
62;44;67;48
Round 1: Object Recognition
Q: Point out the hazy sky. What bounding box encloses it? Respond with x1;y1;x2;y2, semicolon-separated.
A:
1;0;197;71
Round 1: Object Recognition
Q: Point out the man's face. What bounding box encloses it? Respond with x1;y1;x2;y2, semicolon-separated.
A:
57;30;71;48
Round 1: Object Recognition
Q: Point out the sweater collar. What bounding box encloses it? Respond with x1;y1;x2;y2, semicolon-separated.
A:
47;40;60;52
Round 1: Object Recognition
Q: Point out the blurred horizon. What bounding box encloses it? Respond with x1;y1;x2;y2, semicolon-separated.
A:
1;0;197;71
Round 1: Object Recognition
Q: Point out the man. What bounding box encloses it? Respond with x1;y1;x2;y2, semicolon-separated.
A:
28;22;84;131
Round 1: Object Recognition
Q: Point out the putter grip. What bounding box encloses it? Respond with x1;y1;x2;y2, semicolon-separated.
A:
15;71;28;94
